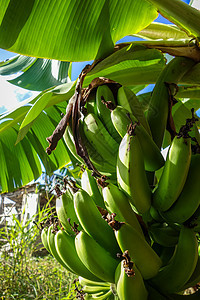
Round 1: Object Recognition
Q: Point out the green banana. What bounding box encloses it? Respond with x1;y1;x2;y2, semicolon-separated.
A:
113;222;162;280
181;254;200;290
47;225;74;273
81;285;110;295
145;283;167;300
86;91;97;114
56;189;81;235
160;154;200;224
78;276;110;288
149;206;164;223
184;205;200;232
41;227;51;253
55;229;102;281
150;226;198;294
149;223;180;247
91;289;115;299
81;168;105;208
64;123;115;178
75;230;120;283
83;113;119;167
79;120;116;177
151;242;163;257
102;182;145;238
111;105;164;171
63;125;83;164
147;56;196;149
74;189;121;256
82;285;110;294
115;260;148;300
159;246;176;267
56;196;69;232
117;130;151;214
153;135;191;211
117;85;151;135
96;85;121;143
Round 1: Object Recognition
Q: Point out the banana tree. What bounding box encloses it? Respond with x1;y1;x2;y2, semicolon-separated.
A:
0;0;200;298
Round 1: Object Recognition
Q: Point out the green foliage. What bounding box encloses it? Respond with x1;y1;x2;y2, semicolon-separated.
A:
0;0;157;61
0;254;77;299
0;55;72;91
0;208;77;299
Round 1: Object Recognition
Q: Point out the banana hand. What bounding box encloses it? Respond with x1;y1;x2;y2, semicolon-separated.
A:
74;188;121;256
55;229;102;281
75;230;120;283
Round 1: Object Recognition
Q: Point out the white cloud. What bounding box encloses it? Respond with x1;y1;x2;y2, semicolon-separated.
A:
0;76;38;113
190;0;200;9
0;77;19;111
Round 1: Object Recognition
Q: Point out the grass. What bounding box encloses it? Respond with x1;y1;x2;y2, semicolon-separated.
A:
0;253;78;299
0;253;77;300
0;208;79;300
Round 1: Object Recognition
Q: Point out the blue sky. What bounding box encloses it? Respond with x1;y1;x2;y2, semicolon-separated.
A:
0;0;193;115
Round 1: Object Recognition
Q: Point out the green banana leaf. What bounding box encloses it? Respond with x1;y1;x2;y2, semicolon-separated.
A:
0;55;35;75
0;0;158;61
0;103;71;193
0;54;71;91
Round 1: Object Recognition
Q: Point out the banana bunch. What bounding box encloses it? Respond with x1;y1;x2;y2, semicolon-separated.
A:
41;76;200;299
64;84;165;178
